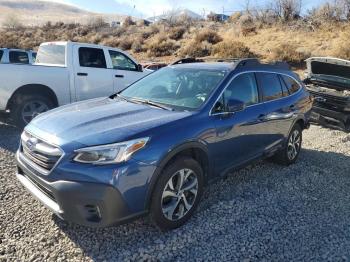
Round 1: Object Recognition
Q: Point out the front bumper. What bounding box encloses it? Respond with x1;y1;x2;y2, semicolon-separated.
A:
310;106;350;132
16;153;146;227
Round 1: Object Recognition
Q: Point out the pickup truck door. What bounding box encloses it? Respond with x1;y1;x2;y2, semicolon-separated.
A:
73;46;114;101
107;50;146;92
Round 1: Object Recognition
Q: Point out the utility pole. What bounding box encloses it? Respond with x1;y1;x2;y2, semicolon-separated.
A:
222;6;224;21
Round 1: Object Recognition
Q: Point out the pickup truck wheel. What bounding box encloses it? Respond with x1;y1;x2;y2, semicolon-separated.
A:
150;157;204;231
272;123;302;166
11;95;54;128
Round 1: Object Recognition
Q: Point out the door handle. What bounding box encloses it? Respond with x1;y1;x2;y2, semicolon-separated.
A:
115;74;124;78
258;114;266;121
77;72;88;76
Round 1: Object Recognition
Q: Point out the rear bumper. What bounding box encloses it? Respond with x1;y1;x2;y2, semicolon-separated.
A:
16;153;146;227
310;106;350;132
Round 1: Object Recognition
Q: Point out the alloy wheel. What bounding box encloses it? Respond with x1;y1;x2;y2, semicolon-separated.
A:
21;101;49;124
161;168;198;221
287;129;301;160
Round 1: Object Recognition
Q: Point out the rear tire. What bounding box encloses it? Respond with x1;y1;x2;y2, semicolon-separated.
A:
272;123;303;166
150;157;204;231
10;94;54;129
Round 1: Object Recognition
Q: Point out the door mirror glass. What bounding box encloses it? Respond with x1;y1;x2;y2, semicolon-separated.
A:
226;99;245;112
137;64;143;72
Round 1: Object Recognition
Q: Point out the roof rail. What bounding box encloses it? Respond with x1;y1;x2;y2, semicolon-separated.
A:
171;58;204;65
171;57;290;70
236;58;290;70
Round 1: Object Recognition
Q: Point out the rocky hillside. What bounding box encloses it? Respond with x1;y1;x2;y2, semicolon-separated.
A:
0;0;128;26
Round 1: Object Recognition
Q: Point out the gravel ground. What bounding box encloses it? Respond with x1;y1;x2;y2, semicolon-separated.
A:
0;122;350;261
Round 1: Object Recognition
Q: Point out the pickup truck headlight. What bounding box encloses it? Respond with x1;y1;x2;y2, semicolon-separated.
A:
73;137;149;165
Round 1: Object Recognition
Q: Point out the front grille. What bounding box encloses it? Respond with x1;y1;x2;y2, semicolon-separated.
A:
309;90;349;110
24;173;56;202
20;131;63;173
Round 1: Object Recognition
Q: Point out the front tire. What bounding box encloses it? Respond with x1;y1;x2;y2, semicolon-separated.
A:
272;123;303;165
150;157;204;231
10;94;54;129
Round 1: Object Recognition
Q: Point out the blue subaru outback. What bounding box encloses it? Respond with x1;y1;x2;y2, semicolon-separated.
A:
16;59;312;230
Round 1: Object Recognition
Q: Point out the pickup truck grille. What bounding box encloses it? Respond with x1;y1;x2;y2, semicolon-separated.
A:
308;90;350;111
20;131;63;173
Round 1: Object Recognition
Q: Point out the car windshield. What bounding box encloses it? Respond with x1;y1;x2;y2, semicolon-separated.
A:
120;66;227;110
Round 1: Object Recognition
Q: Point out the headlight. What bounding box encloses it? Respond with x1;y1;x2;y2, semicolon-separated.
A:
73;137;149;165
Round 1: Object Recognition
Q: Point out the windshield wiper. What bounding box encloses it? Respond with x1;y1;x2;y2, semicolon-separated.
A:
131;98;174;111
116;95;174;111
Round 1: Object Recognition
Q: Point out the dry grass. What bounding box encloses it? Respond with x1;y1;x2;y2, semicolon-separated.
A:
2;18;350;65
212;40;255;58
146;35;179;57
194;29;222;44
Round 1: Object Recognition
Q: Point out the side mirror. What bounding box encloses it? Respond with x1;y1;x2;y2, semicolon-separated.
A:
226;99;245;113
137;64;143;72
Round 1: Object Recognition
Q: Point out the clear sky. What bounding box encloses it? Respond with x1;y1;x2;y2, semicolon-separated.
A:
47;0;328;18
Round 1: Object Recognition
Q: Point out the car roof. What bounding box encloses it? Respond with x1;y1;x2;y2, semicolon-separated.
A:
170;62;234;71
169;59;293;75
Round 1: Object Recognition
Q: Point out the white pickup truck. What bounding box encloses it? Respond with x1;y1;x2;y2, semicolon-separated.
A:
0;41;152;127
0;48;37;64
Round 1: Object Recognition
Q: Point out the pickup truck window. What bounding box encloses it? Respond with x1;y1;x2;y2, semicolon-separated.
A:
9;51;29;64
36;45;66;65
281;75;300;95
257;72;284;102
109;50;137;71
79;47;106;69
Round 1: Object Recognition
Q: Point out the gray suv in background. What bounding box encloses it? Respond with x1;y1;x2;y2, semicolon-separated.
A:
0;48;36;64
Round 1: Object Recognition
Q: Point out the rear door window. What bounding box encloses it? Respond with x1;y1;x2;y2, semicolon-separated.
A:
9;51;29;64
256;73;284;102
281;75;301;95
79;47;106;68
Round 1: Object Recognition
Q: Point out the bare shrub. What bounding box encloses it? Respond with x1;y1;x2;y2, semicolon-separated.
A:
212;40;255;58
273;0;302;21
178;40;212;57
118;37;133;50
332;32;350;59
270;43;310;63
146;36;179;57
88;16;108;29
168;26;186;40
141;24;160;39
131;37;144;53
307;2;343;23
239;15;257;36
195;29;222;44
229;12;242;23
123;16;136;27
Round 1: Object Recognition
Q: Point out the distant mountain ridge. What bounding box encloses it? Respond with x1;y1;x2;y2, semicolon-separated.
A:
0;0;130;26
148;8;203;22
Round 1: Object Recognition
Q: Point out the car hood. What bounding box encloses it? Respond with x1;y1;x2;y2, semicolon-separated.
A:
28;97;192;147
305;57;350;90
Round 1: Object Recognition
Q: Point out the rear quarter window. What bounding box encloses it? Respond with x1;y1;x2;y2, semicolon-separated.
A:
9;51;29;64
36;45;66;65
256;72;284;102
281;75;301;95
0;50;3;61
